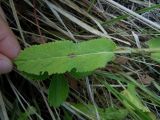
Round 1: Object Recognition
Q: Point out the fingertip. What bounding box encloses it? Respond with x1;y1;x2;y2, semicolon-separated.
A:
7;34;21;59
0;8;21;60
0;25;21;60
0;54;13;74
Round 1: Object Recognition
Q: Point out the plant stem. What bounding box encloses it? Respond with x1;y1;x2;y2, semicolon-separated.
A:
115;47;160;54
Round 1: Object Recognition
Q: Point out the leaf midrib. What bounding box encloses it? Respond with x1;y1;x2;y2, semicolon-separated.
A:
17;51;114;62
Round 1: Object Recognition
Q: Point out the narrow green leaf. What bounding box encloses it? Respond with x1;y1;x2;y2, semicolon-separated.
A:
74;103;128;120
146;37;160;63
15;38;116;75
48;75;69;107
121;83;150;112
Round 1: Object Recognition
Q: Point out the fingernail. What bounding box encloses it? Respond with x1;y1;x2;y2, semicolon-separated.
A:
12;44;21;59
0;56;12;74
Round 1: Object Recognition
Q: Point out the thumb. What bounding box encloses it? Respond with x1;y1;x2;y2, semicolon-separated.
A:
0;53;12;74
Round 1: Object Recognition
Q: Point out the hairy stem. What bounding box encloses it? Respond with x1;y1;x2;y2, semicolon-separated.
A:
115;47;160;54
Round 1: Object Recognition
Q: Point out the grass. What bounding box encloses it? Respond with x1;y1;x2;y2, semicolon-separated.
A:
1;0;160;120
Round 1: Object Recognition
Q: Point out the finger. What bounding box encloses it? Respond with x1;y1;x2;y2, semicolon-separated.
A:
0;7;20;60
0;53;12;74
0;22;20;59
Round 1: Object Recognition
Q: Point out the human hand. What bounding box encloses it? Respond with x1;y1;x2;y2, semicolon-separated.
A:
0;7;20;74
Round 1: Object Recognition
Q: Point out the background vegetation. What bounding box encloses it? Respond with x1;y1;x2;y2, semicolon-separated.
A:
1;0;160;120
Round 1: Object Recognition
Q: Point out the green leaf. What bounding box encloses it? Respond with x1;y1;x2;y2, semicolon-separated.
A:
74;103;128;120
15;38;116;75
102;107;128;120
121;83;150;112
146;37;160;63
48;75;69;107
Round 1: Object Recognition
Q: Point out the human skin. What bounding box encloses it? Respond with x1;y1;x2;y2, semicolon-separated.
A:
0;7;20;74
